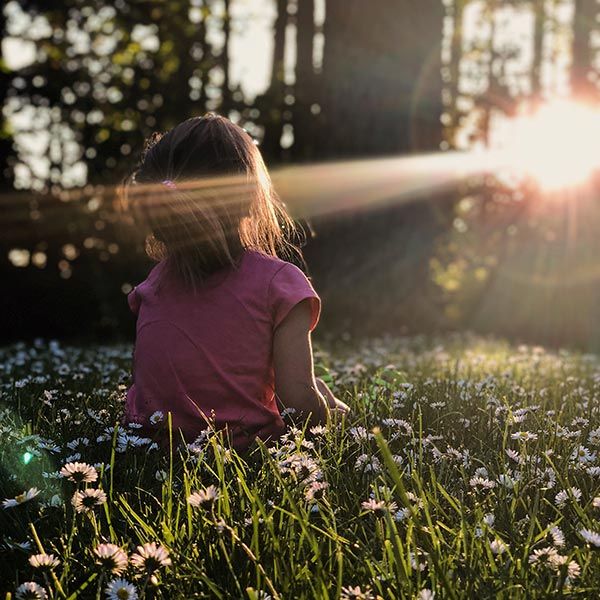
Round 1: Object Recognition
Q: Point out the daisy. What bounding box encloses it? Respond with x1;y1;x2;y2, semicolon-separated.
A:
393;507;411;522
579;528;600;547
418;590;435;600
469;476;496;490
60;462;98;483
2;487;40;508
15;582;48;600
309;424;328;436
592;497;600;509
567;560;581;578
105;578;138;600
489;539;508;555
555;487;582;508
304;481;329;502
354;454;381;474
187;485;220;508
361;498;397;518
340;586;375;600
545;525;564;547
72;488;107;513
570;446;596;465
149;411;164;425
130;542;171;572
28;553;60;569
529;546;560;565
511;431;538;442
483;513;496;527
94;543;128;574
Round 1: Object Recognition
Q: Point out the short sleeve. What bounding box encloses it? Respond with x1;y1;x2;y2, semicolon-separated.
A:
127;287;141;316
269;263;321;331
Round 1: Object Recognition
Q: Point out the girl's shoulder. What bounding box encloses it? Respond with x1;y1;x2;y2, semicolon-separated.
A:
241;250;306;283
243;249;304;277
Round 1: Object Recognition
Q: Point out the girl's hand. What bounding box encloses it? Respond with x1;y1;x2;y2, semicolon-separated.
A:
330;398;351;416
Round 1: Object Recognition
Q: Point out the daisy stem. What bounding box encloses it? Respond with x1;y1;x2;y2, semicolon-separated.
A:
29;523;67;599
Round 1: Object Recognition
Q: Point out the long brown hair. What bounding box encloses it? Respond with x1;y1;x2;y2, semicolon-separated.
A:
122;114;305;288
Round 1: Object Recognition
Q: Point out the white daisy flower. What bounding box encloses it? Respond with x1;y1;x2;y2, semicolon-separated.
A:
149;411;164;425
94;543;128;575
15;582;48;600
555;487;582;508
592;497;600;509
570;445;596;465
309;424;328;436
469;476;496;490
417;590;435;600
393;507;411;522
2;487;40;508
360;498;397;518
105;578;138;600
489;539;508;555
60;462;98;483
549;525;565;547
187;485;220;508
567;560;581;578
511;431;538;442
304;481;329;502
529;546;560;565
505;449;522;464
340;585;375;600
72;488;107;513
348;426;372;441
354;454;381;474
130;542;171;572
588;427;600;446
580;528;600;547
28;553;60;569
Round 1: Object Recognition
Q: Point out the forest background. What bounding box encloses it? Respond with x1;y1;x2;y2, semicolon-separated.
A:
2;0;600;348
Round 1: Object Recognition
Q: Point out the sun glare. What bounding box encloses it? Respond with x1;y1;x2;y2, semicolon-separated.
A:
494;100;600;191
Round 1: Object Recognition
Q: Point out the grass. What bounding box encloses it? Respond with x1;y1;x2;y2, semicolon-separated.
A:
3;334;600;599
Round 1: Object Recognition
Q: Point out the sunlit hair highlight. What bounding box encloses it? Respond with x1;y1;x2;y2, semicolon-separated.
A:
121;114;305;288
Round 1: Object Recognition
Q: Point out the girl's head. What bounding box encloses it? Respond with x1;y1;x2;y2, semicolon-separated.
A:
123;114;303;287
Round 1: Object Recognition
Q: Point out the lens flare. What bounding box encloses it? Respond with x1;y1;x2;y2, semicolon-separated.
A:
492;100;600;191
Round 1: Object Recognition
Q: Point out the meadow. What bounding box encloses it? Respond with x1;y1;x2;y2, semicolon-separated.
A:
3;334;600;599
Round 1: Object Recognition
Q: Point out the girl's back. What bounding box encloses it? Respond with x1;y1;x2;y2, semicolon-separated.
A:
126;249;319;448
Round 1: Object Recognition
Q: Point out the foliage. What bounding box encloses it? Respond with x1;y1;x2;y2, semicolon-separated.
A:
4;335;600;597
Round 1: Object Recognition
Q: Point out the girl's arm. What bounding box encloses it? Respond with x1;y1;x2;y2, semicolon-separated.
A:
273;299;348;425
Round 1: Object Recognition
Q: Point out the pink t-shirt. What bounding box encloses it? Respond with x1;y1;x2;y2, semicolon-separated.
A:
125;249;320;449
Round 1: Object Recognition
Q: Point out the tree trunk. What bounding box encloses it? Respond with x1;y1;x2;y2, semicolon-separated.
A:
530;0;545;102
0;6;14;188
313;0;444;158
259;0;288;162
221;0;232;113
291;0;315;161
571;0;597;100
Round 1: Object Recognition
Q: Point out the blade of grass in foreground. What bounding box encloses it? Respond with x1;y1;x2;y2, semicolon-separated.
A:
374;427;457;600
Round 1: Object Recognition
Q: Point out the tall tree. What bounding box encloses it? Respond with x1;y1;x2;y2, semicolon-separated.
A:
258;0;288;162
313;0;444;158
291;0;315;161
571;0;597;100
530;0;546;102
0;5;14;189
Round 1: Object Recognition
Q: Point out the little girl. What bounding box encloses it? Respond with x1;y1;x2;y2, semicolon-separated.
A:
123;114;349;449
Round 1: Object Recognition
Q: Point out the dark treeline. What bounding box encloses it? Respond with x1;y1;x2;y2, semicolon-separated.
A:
2;0;600;347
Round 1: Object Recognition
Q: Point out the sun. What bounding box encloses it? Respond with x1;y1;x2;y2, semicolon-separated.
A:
493;99;600;191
